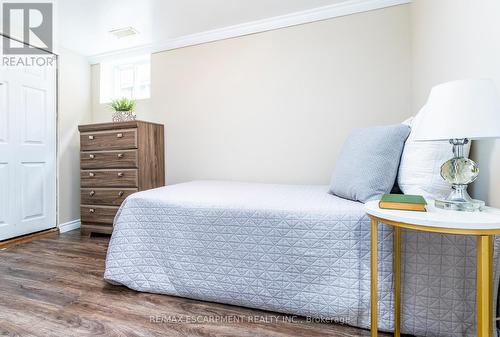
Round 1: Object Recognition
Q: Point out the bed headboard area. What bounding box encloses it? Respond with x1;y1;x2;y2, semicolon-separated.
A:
146;5;412;186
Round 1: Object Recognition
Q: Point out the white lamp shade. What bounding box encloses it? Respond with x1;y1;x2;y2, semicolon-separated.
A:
413;79;500;141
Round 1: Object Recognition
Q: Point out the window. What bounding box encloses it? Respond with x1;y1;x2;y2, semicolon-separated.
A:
100;55;151;103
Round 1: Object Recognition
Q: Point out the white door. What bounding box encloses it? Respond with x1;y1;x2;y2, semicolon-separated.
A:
0;40;57;240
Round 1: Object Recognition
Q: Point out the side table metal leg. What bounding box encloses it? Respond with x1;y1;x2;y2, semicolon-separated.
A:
394;227;401;337
371;219;378;337
477;235;493;337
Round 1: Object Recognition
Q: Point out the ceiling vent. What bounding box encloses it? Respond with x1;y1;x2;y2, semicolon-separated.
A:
109;27;139;39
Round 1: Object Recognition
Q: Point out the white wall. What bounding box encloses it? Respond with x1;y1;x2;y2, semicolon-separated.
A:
58;47;92;224
150;4;412;185
411;0;500;207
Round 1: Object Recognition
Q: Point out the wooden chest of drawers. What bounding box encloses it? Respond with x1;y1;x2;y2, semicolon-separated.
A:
78;121;165;235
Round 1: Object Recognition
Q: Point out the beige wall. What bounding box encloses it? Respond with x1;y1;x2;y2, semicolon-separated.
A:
150;5;412;185
91;64;153;123
58;47;92;224
411;0;500;207
79;1;500;215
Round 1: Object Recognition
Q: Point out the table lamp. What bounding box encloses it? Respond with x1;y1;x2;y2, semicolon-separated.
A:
414;79;500;212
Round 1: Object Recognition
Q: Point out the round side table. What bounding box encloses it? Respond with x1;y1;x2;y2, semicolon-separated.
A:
365;200;500;337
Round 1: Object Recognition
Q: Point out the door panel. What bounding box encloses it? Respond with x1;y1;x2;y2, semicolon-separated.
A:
0;81;8;143
22;86;47;144
21;162;45;220
0;72;10;231
0;38;56;241
0;163;7;225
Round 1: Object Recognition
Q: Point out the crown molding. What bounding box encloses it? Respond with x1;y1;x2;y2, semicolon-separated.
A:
88;44;153;64
88;0;410;64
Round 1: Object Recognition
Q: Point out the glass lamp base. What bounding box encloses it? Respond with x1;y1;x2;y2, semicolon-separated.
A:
437;139;484;212
435;198;485;212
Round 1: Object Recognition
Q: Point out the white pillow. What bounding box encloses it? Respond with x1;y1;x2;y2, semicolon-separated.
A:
397;107;470;200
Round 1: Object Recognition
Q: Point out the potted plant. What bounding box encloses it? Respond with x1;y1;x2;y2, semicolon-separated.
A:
110;97;137;122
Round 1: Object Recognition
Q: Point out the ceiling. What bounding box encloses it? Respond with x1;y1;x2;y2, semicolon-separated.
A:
55;0;351;58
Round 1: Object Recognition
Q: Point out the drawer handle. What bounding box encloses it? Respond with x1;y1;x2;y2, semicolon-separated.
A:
88;135;94;140
89;154;95;159
89;172;95;177
89;208;95;213
89;190;95;196
117;133;123;138
117;153;124;159
118;191;124;197
117;172;124;177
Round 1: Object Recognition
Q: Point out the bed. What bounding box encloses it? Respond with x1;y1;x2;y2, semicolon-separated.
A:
104;180;500;337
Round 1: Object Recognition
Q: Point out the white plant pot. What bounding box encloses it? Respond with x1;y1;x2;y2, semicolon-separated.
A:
112;110;136;122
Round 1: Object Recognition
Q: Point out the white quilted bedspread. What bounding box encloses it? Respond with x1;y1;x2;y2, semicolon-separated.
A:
104;181;499;336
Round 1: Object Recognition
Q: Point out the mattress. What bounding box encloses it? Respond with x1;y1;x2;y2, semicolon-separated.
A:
104;181;500;336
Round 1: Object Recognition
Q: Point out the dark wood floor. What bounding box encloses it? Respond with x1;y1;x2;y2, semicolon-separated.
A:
0;231;390;337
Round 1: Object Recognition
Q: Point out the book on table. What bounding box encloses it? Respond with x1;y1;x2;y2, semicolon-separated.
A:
379;194;427;212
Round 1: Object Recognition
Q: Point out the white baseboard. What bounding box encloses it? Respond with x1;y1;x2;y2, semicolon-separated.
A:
59;219;81;233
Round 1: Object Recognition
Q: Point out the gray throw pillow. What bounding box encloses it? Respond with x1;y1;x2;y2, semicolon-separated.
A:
329;124;410;203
